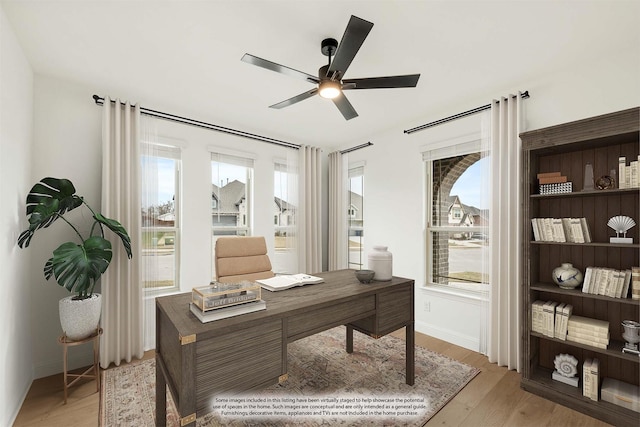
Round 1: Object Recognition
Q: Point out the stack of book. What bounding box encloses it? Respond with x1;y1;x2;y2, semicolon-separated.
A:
567;316;609;349
618;156;640;189
583;358;600;401
530;217;592;243
190;282;266;323
582;267;633;298
537;171;573;194
531;300;572;340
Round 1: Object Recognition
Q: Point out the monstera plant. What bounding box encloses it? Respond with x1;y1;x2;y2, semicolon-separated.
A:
18;177;132;339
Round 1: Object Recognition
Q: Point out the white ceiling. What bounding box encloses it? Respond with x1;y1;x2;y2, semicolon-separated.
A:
3;0;638;148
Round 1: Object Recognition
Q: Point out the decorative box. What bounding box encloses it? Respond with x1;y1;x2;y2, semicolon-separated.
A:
191;282;261;312
601;377;640;413
539;182;573;195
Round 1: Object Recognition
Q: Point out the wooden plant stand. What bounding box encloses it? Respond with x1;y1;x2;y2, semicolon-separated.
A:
57;327;103;404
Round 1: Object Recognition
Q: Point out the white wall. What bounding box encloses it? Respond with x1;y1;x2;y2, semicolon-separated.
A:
343;46;639;351
0;5;35;425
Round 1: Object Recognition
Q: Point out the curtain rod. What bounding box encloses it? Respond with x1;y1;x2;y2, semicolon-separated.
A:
93;95;301;150
403;90;530;135
340;141;373;154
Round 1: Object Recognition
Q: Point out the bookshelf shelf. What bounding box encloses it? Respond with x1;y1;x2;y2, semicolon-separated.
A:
531;331;639;363
521;107;640;427
531;240;640;249
530;187;640;198
523;369;640;426
531;283;640;306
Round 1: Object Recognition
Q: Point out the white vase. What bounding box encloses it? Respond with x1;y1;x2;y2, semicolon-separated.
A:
552;263;583;289
59;293;102;340
368;246;393;281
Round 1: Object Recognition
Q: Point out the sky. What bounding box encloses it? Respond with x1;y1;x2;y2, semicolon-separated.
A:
450;157;489;210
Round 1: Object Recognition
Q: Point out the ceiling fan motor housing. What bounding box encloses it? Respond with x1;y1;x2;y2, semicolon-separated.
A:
321;38;338;56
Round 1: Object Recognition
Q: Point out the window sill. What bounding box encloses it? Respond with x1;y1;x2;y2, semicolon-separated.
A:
420;283;488;302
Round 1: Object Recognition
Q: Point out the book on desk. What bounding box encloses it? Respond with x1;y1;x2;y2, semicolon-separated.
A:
256;273;324;291
189;300;266;323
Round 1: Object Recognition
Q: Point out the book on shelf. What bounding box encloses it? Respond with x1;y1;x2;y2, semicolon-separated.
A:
618;155;640;189
256;273;324;291
619;157;627;189
567;328;609;343
539;175;568;184
530;217;591;243
537;171;562;179
554;302;566;339
558;304;572;341
581;267;632;298
189;300;266;323
531;300;546;334
583;359;600;401
543;301;559;337
632;267;640;300
568;315;609;333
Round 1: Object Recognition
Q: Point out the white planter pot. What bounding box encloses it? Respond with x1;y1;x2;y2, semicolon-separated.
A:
59;293;102;340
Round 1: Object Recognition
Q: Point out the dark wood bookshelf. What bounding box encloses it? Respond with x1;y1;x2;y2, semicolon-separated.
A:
521;107;640;427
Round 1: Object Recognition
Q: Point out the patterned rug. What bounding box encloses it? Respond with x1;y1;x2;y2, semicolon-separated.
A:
101;326;479;426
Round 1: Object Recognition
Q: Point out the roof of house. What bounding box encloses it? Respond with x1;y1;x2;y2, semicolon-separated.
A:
212;180;246;214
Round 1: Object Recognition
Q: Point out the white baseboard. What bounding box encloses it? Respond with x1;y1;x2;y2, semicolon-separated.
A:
7;374;32;427
416;319;480;352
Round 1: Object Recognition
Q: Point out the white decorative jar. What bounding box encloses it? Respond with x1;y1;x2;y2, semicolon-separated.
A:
59;293;102;340
552;263;583;289
368;246;392;281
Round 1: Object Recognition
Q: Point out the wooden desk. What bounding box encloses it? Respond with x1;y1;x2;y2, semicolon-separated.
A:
155;269;414;426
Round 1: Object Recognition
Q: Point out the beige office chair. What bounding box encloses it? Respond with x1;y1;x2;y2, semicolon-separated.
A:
214;236;275;283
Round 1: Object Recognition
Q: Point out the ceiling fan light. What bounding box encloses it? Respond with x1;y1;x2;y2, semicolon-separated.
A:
318;81;341;99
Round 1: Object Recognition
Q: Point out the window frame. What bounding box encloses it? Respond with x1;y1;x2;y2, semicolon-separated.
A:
347;163;365;270
423;137;489;294
141;143;181;295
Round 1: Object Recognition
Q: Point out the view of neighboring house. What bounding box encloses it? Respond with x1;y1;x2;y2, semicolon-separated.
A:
212;179;248;229
447;195;488;239
212;180;296;233
348;190;363;229
274;196;295;230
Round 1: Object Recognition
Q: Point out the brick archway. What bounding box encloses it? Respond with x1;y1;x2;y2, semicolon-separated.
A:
431;153;482;284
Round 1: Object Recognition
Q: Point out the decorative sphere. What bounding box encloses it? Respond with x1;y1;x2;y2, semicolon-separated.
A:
552;263;583;289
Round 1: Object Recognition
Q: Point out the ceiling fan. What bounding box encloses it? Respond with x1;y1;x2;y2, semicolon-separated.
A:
241;15;421;120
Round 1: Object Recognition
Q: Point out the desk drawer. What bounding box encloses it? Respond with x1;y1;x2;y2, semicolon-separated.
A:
287;295;375;339
350;284;413;336
195;319;283;411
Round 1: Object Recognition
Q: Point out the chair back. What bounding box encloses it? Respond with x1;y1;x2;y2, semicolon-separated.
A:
214;236;275;283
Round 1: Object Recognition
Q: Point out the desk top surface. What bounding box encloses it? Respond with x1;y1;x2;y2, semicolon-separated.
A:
156;269;413;338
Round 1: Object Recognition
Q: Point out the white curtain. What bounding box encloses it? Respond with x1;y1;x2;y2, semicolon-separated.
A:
297;145;322;273
328;151;348;270
487;93;522;372
100;97;144;368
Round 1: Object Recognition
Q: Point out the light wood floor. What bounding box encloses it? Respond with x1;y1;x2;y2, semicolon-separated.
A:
13;330;611;427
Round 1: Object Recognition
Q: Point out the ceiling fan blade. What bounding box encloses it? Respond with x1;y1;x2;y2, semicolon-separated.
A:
242;54;319;84
269;89;318;109
342;74;421;89
332;93;358;120
327;15;374;79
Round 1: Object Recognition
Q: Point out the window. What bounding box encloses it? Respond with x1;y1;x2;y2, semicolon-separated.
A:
141;144;181;292
211;152;254;278
348;165;364;269
273;161;297;273
425;144;489;292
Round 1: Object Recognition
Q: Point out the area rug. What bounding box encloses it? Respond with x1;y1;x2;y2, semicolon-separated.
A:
101;326;479;426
